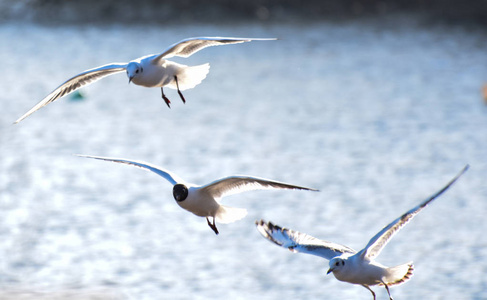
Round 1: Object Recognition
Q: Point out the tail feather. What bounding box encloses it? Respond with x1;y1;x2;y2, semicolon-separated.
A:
170;63;210;91
381;262;414;287
215;205;247;224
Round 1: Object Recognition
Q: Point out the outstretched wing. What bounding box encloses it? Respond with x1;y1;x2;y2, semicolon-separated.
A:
200;175;318;200
256;220;356;260
15;63;127;124
361;165;469;260
77;155;185;186
152;37;277;63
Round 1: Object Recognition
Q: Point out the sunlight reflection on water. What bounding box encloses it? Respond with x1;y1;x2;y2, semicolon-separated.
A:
0;19;486;299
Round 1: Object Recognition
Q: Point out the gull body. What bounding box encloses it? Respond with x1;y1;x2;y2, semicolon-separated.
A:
256;165;468;299
125;54;207;90
79;154;318;235
15;37;276;123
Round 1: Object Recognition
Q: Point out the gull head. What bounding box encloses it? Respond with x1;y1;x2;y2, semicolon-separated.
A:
126;62;143;83
173;184;189;202
327;257;346;275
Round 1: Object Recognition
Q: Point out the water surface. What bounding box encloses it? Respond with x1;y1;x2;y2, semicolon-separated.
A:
0;20;486;299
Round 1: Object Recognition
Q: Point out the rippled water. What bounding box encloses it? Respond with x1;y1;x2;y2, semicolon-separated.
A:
0;19;486;299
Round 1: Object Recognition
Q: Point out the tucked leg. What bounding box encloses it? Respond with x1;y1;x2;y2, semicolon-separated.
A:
161;87;171;108
206;217;219;235
174;76;186;104
361;285;376;300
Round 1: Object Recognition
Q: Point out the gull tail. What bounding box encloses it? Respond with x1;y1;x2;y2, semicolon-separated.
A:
171;63;210;91
215;205;247;224
381;262;414;287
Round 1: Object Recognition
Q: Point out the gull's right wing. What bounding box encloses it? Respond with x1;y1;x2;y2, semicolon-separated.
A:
256;220;356;260
77;154;185;186
15;63;127;124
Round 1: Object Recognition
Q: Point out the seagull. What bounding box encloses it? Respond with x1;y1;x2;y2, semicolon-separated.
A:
256;165;468;300
14;36;276;123
78;154;318;235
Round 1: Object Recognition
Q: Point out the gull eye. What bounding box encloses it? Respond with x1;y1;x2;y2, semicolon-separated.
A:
135;69;139;74
341;261;345;266
335;261;340;266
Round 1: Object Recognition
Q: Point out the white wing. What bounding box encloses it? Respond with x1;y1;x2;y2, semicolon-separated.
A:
200;175;318;200
361;165;469;260
15;63;127;124
151;37;277;63
256;220;356;260
77;155;185;186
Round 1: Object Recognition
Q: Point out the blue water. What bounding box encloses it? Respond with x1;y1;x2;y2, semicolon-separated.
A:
0;19;486;299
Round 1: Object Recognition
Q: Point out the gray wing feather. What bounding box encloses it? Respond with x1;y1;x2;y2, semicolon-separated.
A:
15;63;127;124
152;37;276;63
256;220;356;260
77;155;185;186
361;165;469;260
200;175;318;200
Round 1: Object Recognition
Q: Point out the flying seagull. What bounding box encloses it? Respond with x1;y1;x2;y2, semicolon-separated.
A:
15;36;276;123
256;165;468;299
79;154;318;235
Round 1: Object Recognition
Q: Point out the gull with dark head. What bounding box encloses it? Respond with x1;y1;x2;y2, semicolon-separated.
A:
15;37;276;123
256;165;468;299
79;154;318;235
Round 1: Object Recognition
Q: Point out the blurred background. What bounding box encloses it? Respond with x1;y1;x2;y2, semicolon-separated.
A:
1;1;487;299
1;0;487;24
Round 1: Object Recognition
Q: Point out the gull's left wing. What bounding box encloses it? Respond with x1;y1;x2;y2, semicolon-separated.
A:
361;165;469;260
152;37;277;63
200;175;318;200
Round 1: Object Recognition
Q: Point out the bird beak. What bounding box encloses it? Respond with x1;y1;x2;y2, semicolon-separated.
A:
128;76;134;84
327;268;333;275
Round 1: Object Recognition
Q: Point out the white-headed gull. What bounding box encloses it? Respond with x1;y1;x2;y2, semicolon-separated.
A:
15;37;276;123
79;154;318;235
256;165;468;299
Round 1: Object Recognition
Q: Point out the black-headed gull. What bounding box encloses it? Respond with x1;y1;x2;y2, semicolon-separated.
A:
15;37;276;123
79;155;318;235
256;165;468;299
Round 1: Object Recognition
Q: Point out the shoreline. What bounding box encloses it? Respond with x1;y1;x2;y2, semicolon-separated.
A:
2;0;487;26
